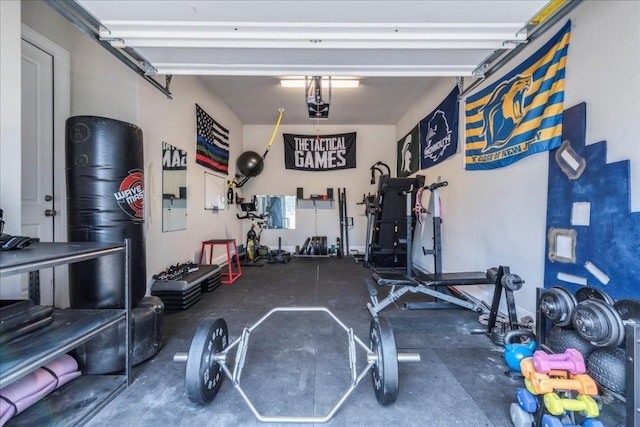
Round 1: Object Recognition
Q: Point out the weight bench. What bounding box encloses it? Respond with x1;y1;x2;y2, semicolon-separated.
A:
364;270;494;317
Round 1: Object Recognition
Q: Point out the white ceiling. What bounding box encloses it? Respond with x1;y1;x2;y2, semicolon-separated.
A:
74;0;555;125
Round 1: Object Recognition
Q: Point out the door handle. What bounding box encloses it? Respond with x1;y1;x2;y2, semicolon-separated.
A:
44;209;57;217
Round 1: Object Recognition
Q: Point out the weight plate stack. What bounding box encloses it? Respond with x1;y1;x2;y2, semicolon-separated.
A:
490;323;507;347
539;286;576;327
572;299;624;348
299;238;310;255
575;286;615;305
613;298;640;324
587;347;626;395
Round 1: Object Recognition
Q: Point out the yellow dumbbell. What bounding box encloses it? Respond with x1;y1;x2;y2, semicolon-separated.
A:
543;393;600;418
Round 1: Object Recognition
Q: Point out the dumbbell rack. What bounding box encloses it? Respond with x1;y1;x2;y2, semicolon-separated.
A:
535;288;639;426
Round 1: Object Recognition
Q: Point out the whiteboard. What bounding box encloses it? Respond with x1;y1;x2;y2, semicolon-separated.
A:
204;172;226;210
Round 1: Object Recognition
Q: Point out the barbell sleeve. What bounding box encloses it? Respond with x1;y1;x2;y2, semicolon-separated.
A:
398;352;421;363
174;352;188;363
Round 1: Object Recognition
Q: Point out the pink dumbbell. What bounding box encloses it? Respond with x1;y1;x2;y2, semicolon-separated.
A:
533;349;586;375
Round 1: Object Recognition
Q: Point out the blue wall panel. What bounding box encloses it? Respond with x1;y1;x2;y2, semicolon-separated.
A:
544;102;640;299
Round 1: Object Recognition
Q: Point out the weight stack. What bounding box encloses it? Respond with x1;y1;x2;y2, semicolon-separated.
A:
303;236;328;255
66;116;146;309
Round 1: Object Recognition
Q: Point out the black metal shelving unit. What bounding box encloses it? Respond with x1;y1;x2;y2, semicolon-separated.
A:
0;240;131;425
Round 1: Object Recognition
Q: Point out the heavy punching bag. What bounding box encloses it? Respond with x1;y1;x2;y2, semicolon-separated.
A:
66;116;146;308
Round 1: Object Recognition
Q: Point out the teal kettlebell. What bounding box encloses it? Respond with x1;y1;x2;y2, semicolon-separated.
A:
503;330;536;372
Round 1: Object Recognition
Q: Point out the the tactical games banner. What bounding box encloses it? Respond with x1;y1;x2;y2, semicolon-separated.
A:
396;125;420;177
419;86;459;170
283;132;356;171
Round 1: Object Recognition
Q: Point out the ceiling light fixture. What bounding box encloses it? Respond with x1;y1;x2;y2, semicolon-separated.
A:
281;79;359;89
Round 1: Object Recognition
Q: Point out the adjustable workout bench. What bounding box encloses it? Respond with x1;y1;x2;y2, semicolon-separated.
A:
364;270;493;316
364;266;523;336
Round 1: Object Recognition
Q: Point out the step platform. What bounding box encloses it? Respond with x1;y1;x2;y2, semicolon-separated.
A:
200;265;222;292
150;264;221;310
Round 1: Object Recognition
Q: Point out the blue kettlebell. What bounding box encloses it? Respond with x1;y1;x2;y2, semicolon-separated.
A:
503;329;537;372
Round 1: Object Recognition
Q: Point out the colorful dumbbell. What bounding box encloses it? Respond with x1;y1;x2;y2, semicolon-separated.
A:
533;349;586;375
540;414;604;427
515;387;538;413
510;402;534;427
523;372;598;396
520;358;569;380
543;392;599;418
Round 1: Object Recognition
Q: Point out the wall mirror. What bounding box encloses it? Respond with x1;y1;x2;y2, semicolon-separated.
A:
162;142;188;232
255;195;296;229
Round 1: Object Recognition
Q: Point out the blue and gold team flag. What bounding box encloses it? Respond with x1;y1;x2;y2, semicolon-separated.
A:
465;20;571;170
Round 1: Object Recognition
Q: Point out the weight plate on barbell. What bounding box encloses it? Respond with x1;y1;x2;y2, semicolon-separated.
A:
370;316;399;405
575;286;615;305
185;317;228;404
502;274;524;291
572;299;624;348
613;299;640;323
540;286;576;327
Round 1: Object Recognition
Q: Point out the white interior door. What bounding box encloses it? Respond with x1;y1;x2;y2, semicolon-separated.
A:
20;27;70;307
21;38;55;305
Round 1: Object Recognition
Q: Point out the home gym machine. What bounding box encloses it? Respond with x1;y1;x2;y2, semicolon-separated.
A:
364;180;525;335
173;307;420;422
367;174;425;271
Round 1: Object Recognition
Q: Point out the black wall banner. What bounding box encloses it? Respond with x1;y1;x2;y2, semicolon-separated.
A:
162;141;187;170
284;132;356;171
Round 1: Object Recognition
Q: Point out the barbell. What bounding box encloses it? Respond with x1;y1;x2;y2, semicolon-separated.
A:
486;267;525;291
173;307;420;423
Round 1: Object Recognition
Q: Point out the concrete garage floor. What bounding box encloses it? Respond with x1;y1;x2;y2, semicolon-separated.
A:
84;257;626;427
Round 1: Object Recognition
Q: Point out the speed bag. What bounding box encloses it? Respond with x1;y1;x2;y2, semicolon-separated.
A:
66;116;146;309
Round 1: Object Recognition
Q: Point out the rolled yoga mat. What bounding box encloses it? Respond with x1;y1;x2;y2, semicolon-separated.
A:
0;354;81;426
66;116;146;309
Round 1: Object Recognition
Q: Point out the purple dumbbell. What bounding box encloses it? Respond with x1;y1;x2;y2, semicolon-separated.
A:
533;348;586;375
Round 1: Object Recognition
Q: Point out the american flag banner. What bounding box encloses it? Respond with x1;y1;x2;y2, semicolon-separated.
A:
196;104;229;175
465;20;571;170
